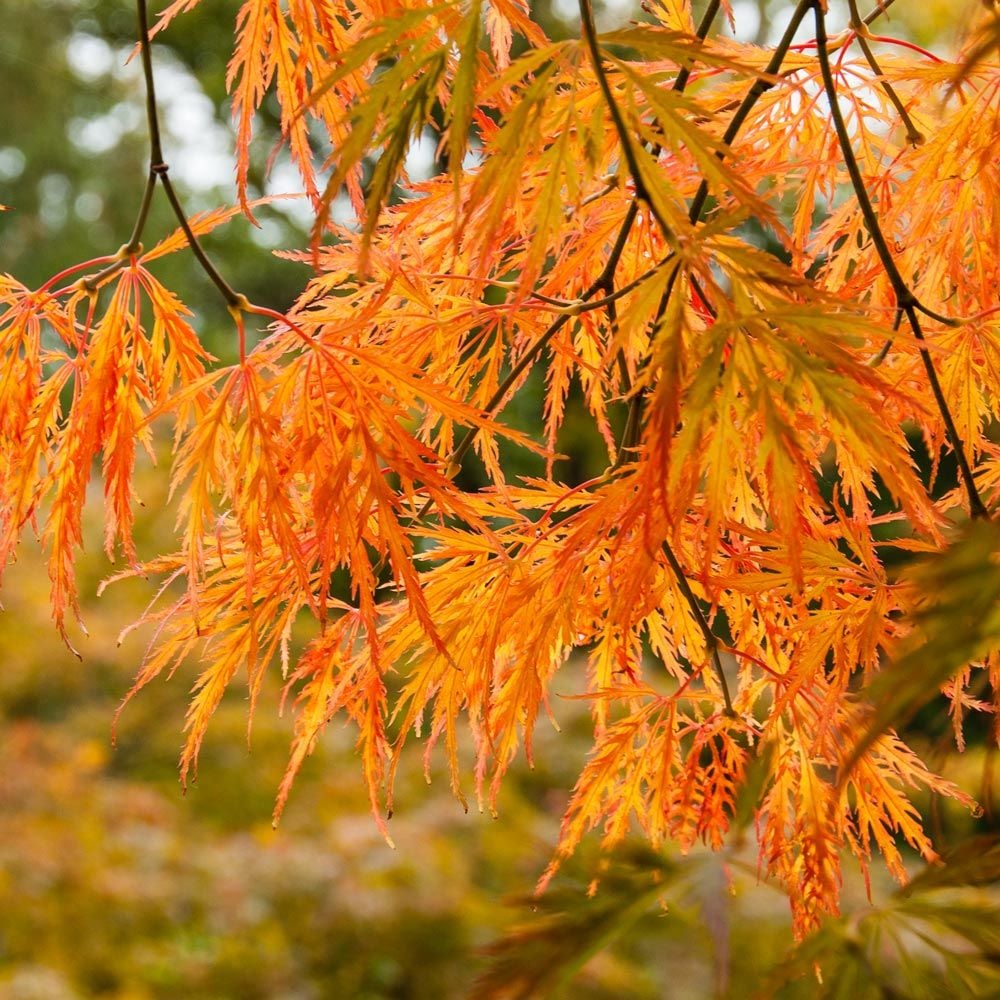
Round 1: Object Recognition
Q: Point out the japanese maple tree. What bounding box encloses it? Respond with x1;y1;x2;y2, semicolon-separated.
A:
2;0;999;946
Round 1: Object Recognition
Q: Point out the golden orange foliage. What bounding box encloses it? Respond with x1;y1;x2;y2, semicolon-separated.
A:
2;0;1000;939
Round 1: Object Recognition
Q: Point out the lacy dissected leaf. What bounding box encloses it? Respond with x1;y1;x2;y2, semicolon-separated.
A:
0;278;77;571
277;607;392;839
0;264;211;646
814;54;999;328
547;698;750;884
643;242;936;581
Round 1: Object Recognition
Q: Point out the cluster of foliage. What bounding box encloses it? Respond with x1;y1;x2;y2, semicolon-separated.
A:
2;0;1000;954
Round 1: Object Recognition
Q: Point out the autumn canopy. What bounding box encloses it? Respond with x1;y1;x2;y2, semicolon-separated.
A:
1;0;999;942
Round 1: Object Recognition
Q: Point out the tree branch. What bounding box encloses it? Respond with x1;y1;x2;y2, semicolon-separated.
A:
416;0;726;519
618;0;814;461
847;0;924;145
579;0;676;245
660;540;734;716
812;1;988;519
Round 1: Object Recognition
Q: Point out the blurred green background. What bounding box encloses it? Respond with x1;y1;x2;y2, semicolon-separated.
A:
0;1;996;997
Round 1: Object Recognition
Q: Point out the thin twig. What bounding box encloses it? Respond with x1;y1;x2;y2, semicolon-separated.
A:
531;260;672;315
689;0;815;225
579;0;676;245
416;214;637;523
82;0;166;289
812;1;988;519
862;0;899;28
81;0;246;310
125;172;158;253
579;0;733;712
619;0;815;458
847;0;923;145
416;0;723;519
869;306;903;367
660;541;734;715
135;0;164;167
159;174;244;308
78;0;166;293
135;0;243;309
903;304;987;517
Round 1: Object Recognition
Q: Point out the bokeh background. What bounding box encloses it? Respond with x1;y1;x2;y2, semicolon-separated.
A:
0;2;992;997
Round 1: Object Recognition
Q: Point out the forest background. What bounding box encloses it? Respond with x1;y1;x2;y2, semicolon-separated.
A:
0;1;998;997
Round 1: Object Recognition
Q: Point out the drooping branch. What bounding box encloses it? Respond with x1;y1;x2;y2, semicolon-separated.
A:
660;540;734;716
687;0;815;231
81;0;166;291
812;1;988;520
82;2;249;316
423;0;727;507
618;0;814;459
578;0;676;246
135;0;244;310
578;0;736;715
861;0;900;28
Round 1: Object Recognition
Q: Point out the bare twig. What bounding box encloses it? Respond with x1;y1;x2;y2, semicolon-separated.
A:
847;0;924;145
660;540;734;716
579;0;676;245
133;0;244;308
813;1;988;519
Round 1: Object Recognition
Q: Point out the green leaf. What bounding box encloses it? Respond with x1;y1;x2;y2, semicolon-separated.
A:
599;27;765;78
305;4;454;108
307;4;463;247
900;835;1000;896
361;50;448;247
609;56;765;215
471;844;675;1000
763;836;1000;998
843;519;1000;779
